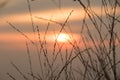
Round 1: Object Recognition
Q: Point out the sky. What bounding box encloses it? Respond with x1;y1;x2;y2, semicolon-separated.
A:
0;0;83;79
0;0;120;80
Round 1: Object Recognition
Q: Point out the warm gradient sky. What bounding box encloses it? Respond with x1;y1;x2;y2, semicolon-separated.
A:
0;0;84;79
0;0;120;80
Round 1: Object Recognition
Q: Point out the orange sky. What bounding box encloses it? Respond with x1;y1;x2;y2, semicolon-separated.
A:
0;0;120;80
0;0;120;53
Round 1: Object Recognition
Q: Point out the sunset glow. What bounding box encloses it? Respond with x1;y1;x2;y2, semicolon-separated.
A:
0;1;120;80
56;33;71;43
1;7;120;27
0;32;80;44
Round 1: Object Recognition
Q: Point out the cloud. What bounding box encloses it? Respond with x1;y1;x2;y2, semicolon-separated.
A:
1;6;120;25
0;0;10;8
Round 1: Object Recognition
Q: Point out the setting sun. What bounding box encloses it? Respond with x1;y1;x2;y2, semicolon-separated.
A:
56;33;71;43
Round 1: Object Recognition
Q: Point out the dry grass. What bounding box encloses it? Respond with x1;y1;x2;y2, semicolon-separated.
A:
7;0;120;80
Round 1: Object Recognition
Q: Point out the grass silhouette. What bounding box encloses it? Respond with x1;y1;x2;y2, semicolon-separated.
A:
7;0;120;80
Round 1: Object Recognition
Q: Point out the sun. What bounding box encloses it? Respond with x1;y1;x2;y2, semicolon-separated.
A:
57;33;71;43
